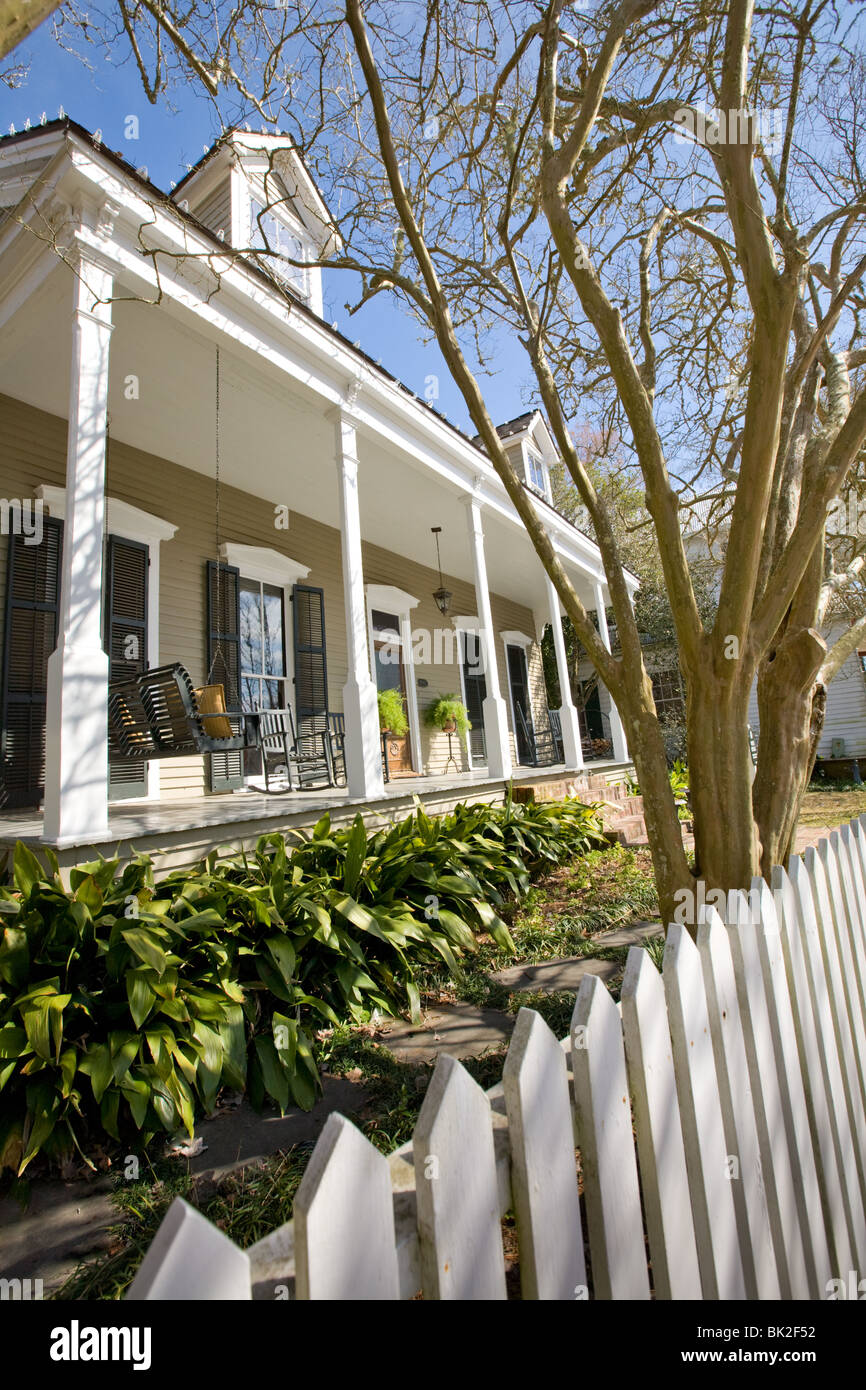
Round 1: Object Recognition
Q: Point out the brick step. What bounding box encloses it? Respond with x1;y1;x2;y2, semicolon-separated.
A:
597;794;644;821
602;813;648;847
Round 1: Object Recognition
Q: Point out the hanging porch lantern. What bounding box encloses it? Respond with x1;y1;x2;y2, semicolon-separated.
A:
431;526;452;615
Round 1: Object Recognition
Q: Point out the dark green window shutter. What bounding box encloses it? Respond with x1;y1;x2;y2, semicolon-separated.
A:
206;560;244;791
105;534;149;801
292;584;329;753
0;517;63;810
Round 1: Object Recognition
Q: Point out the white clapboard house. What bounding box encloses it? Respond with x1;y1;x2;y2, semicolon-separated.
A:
0;118;635;871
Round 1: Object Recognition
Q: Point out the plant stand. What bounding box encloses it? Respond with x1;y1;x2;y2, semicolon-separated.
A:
444;729;459;774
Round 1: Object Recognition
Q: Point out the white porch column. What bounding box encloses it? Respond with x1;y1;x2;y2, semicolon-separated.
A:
545;574;583;771
465;498;512;779
43;260;114;844
593;580;629;763
335;409;385;799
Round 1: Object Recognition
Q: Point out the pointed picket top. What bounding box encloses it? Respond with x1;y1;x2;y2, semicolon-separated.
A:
750;878;831;1296
126;1197;251;1300
664;923;746;1299
502;1007;585;1300
294;1112;399;1300
697;909;781;1299
621;944;700;1300
841;821;866;954
773;862;862;1278
413;1053;506;1300
816;838;866;1110
832;828;866;1022
802;847;866;1221
571;972;650;1300
853;816;866;911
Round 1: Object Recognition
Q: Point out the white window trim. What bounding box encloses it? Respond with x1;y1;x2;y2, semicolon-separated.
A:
223;547;308;772
365;583;422;774
451;615;484;770
502;633;537;757
220;542;309;589
37;484;178;803
523;443;551;503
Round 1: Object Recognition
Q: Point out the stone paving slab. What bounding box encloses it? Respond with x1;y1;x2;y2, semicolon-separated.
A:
187;1074;371;1181
589;920;662;950
491;955;621;994
377;1002;515;1063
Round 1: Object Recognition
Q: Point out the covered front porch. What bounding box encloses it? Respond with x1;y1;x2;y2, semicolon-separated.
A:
0;125;635;864
0;760;632;877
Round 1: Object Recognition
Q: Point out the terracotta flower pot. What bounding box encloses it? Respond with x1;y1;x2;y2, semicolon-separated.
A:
442;719;457;734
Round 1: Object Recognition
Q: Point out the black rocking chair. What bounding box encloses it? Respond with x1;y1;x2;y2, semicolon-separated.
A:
248;707;336;793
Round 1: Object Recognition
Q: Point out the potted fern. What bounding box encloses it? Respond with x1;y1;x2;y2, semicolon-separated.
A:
424;694;471;738
377;687;409;737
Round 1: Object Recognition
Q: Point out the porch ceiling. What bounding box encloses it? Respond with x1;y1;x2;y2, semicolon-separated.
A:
0;259;600;615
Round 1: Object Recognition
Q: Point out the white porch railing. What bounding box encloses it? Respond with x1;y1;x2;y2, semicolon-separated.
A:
126;817;866;1300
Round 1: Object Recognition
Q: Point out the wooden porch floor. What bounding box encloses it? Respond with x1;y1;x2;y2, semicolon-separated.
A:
0;760;632;875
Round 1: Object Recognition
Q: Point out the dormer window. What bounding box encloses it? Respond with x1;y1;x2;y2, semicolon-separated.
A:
526;449;549;498
249;197;310;301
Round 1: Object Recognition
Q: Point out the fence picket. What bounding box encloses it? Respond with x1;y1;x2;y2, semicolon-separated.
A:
294;1112;400;1300
830;829;866;1033
621;946;701;1299
839;823;866;953
749;878;833;1296
126;1197;251;1300
800;849;866;1230
809;845;866;1117
773;862;862;1278
571;972;650;1299
724;890;812;1298
502;1007;586;1300
664;924;747;1299
413;1053;507;1300
696;911;781;1299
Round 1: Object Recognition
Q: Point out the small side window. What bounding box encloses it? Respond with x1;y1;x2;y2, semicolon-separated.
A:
526;452;547;496
250;198;309;300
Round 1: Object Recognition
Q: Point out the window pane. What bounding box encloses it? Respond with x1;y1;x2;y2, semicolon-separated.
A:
371;609;401;641
241;676;260;712
262;584;285;676
239;580;263;678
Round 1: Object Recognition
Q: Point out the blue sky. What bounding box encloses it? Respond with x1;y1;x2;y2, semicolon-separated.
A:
0;14;536;435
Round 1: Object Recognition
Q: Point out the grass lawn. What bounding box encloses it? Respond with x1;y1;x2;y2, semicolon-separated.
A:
797;783;866;827
55;842;659;1299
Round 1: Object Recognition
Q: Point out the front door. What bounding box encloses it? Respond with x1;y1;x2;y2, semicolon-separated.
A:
371;608;414;776
506;643;534;765
460;629;487;764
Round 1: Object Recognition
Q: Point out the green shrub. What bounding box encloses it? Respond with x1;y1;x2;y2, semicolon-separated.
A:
424;694;471;738
0;796;603;1173
376;688;409;736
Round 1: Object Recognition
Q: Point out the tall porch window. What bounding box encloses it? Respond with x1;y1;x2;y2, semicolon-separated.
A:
239;577;287;711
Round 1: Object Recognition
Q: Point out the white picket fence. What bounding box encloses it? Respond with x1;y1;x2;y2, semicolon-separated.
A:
126;817;866;1300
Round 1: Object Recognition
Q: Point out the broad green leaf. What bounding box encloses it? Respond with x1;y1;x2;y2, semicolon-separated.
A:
13;842;46;898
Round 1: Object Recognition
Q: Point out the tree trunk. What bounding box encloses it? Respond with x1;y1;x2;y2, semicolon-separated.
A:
751;629;826;875
686;661;760;891
619;671;693;929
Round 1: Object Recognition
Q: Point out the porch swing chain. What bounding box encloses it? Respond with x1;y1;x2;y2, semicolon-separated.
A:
208;346;224;683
